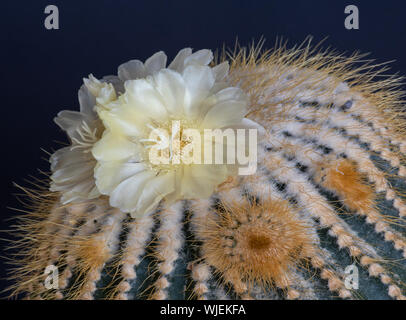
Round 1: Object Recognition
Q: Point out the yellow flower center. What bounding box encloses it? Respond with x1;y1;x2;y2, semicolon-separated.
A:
138;119;202;174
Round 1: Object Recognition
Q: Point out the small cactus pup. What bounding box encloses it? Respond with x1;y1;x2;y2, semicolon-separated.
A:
6;41;406;300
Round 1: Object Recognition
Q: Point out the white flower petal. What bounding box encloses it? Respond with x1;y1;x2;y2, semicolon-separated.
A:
198;87;248;117
88;185;101;199
82;74;117;109
201;100;247;129
154;69;185;116
78;85;96;118
95;162;147;194
50;147;92;172
51;162;95;185
102;75;125;95
132;171;175;217
181;165;228;198
59;179;100;204
109;171;155;212
54;111;100;148
182;65;215;118
144;51;167;75
59;193;82;204
124;78;168;120
95;84;116;107
54;110;86;133
83;74;104;97
213;87;247;103
210;81;230;94
118;59;145;81
168;48;192;72
212;61;229;81
183;49;213;67
228;118;266;136
92;132;140;162
98;107;146;137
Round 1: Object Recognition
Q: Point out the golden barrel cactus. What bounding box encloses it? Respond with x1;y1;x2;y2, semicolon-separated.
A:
6;41;406;300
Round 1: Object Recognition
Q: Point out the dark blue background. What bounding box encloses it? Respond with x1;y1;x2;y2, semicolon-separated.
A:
0;0;405;296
